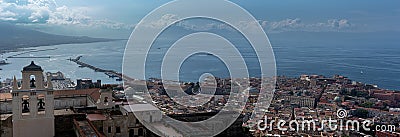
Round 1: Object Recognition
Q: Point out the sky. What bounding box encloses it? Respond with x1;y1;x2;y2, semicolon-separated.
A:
0;0;399;38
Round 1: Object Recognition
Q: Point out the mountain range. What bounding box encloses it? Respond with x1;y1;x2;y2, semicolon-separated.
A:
0;22;118;53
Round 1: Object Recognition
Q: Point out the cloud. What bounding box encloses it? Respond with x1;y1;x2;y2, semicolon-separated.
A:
0;9;17;21
0;0;51;23
138;14;357;33
145;14;179;29
305;19;353;32
254;18;353;32
201;18;355;33
0;0;357;33
46;6;90;25
46;6;134;30
0;0;133;30
328;19;351;28
268;18;303;31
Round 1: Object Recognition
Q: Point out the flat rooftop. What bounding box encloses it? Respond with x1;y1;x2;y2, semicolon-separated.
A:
54;109;76;116
122;103;159;112
87;114;107;121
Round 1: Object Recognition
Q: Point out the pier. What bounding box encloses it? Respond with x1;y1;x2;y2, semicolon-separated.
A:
7;48;57;59
8;56;51;58
68;56;132;81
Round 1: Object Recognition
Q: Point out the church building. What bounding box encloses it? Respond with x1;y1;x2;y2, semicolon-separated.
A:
11;61;55;137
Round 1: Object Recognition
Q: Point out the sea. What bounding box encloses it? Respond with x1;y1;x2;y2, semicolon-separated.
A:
1;31;399;90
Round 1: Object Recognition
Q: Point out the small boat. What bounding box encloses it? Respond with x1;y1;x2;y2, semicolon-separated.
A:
0;59;9;65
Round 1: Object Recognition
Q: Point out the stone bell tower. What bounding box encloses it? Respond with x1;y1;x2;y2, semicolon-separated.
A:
11;61;54;137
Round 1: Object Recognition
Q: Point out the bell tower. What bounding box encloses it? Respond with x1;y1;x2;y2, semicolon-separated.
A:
12;61;55;137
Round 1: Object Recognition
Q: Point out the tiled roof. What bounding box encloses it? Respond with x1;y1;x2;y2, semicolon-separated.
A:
0;93;12;101
1;89;101;102
87;114;107;121
54;88;101;101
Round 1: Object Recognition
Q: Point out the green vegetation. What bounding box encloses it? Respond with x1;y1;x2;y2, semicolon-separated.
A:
359;102;374;108
353;108;369;118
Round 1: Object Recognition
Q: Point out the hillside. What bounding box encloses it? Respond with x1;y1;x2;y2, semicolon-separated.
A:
0;22;117;52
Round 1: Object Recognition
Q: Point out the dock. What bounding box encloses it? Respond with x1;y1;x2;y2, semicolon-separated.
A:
68;56;132;81
8;56;51;58
7;48;56;59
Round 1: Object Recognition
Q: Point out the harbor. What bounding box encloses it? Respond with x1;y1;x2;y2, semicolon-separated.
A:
68;56;131;81
7;56;51;58
6;48;57;59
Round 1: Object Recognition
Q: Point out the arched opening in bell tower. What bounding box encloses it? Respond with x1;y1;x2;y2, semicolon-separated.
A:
21;95;30;114
37;94;46;114
29;75;36;89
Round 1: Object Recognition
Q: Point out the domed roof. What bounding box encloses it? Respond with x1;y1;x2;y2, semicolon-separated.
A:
334;96;341;102
23;61;43;71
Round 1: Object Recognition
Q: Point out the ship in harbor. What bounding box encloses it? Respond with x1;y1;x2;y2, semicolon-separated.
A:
0;59;9;65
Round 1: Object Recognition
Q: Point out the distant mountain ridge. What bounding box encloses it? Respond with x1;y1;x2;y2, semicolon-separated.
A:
0;22;118;52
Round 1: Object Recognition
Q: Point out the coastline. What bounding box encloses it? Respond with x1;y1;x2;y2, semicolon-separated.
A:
1;39;398;91
65;55;399;92
0;39;126;54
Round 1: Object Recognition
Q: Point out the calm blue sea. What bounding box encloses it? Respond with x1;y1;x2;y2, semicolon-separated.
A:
1;31;399;90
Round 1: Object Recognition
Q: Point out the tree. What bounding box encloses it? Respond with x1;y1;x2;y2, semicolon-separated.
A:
353;108;369;118
359;102;374;108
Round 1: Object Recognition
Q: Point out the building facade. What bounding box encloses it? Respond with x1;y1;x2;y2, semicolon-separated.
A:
11;61;55;137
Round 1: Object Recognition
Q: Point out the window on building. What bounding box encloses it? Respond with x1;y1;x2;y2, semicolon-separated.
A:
116;126;121;133
138;128;144;136
104;97;108;103
108;126;111;133
129;129;134;137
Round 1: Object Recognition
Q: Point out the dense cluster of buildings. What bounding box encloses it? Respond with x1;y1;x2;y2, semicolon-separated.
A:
1;62;399;137
245;74;400;136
